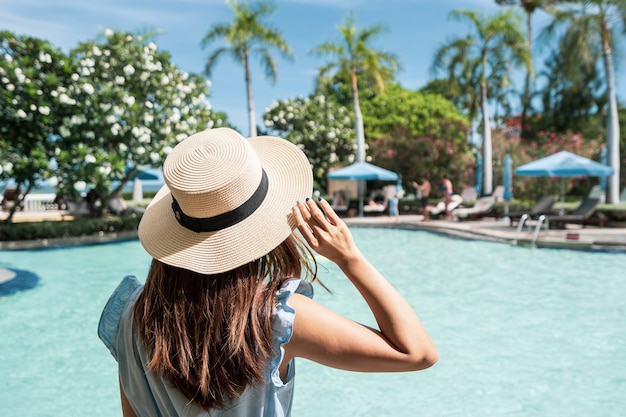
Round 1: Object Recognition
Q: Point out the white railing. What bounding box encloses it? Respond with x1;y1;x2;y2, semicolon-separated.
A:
23;193;58;211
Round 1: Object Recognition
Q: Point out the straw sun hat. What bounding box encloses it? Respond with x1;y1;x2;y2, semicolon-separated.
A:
138;127;313;275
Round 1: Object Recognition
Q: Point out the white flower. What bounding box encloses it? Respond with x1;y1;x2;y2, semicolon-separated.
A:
80;58;95;68
136;146;146;155
3;162;13;171
85;154;97;164
81;67;90;76
38;51;52;63
38;106;50;115
92;46;102;56
115;76;125;85
4;54;12;63
6;84;14;92
58;93;75;105
71;73;80;81
104;28;114;37
73;181;87;192
82;83;95;94
16;109;27;118
150;152;160;163
98;165;111;175
123;95;135;106
161;75;170;85
123;64;135;75
119;143;128;152
59;126;70;137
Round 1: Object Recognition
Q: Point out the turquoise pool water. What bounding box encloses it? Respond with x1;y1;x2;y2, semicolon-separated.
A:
1;228;625;417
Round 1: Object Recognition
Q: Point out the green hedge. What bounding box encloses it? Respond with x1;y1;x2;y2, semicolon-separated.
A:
0;213;142;242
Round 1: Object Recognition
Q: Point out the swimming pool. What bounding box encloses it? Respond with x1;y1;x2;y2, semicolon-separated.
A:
1;228;625;416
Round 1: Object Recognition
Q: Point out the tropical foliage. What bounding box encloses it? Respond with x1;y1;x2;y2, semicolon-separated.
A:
540;0;625;203
432;8;531;195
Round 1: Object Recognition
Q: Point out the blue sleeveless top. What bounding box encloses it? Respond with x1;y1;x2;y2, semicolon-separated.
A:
98;275;313;417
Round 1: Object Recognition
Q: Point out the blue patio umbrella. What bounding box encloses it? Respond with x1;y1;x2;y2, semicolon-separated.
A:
515;150;613;215
503;154;513;201
328;162;399;216
599;146;608;192
475;154;483;196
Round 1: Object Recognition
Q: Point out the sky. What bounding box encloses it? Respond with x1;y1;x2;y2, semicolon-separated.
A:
2;0;623;136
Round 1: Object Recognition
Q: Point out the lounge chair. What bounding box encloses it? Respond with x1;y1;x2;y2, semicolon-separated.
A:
544;197;605;229
363;190;387;215
492;185;505;202
508;194;558;226
453;195;496;221
331;189;350;213
460;187;478;203
428;194;463;218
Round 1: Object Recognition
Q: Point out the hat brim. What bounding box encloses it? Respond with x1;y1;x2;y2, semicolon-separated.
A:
138;136;313;275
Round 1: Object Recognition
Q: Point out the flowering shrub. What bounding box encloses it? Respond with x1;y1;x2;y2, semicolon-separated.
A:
0;32;74;198
57;30;227;203
369;121;475;193
264;95;354;190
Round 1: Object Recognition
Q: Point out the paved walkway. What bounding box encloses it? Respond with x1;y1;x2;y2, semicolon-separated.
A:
343;214;626;252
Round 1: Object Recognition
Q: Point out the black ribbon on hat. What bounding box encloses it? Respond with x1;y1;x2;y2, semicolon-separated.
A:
171;169;269;233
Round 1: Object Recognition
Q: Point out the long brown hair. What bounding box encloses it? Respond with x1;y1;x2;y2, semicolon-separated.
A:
133;233;317;410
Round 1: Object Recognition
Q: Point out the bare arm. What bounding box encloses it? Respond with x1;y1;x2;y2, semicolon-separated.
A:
285;198;438;372
119;377;138;417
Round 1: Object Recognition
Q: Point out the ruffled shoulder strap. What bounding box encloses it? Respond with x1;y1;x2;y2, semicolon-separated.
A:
269;278;313;386
97;275;143;359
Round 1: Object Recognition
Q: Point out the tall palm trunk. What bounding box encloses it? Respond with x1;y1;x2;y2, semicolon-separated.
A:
601;20;620;204
520;10;533;140
481;80;493;195
243;48;257;137
351;68;367;217
351;69;365;163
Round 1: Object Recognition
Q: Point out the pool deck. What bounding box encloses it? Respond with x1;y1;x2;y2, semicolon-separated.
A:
1;211;625;287
342;214;626;252
1;210;626;252
0;210;626;250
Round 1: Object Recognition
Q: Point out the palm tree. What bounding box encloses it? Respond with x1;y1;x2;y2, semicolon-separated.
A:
542;0;625;204
495;1;565;138
310;12;400;163
201;0;293;137
432;9;530;195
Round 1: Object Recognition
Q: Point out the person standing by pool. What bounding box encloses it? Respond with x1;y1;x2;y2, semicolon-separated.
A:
440;175;453;220
388;191;400;224
412;177;431;221
98;128;438;417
